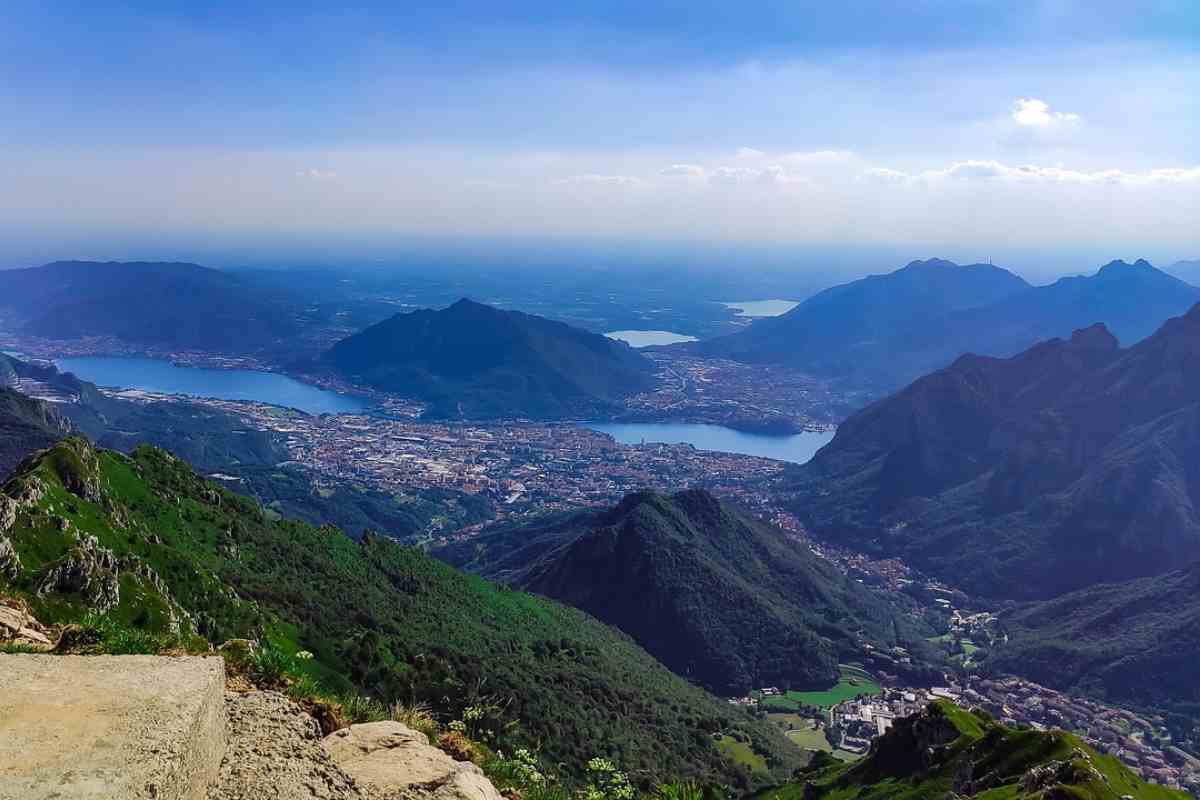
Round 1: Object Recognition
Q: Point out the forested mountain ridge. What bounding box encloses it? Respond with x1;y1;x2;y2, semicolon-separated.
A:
780;305;1200;601
0;438;802;789
990;563;1200;739
438;489;929;696
323;298;657;418
761;701;1188;800
0;260;300;352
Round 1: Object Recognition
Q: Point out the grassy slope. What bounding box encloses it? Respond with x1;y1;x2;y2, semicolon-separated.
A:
757;701;1186;800
0;438;801;790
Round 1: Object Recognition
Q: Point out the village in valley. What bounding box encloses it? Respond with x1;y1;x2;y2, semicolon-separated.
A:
734;670;1200;794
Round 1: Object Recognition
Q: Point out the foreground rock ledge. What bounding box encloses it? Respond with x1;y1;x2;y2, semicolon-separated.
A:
0;654;226;800
324;722;504;800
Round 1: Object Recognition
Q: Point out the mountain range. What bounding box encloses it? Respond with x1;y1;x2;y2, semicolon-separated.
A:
1169;259;1200;286
0;436;802;789
0;260;299;352
322;298;657;418
781;304;1200;601
675;258;1200;395
435;489;929;696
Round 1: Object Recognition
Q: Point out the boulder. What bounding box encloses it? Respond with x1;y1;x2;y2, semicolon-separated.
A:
0;600;51;649
323;721;503;800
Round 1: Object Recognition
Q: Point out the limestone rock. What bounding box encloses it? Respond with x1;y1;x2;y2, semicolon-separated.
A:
324;721;504;800
0;600;51;649
208;691;365;800
36;535;121;613
0;534;21;580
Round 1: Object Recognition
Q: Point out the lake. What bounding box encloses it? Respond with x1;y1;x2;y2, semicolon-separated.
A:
584;422;835;464
605;330;699;347
722;299;800;317
55;357;367;415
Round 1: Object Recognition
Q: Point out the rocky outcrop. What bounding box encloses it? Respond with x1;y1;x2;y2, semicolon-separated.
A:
323;721;504;800
1018;748;1107;795
0;599;52;649
0;534;21;580
208;691;365;800
36;535;121;614
56;438;106;504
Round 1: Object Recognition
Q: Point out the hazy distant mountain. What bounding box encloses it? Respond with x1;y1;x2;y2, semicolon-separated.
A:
923;258;1200;359
324;298;657;418
678;258;1200;395
1168;258;1200;286
0;260;299;352
441;489;921;695
781;305;1200;601
677;258;1030;384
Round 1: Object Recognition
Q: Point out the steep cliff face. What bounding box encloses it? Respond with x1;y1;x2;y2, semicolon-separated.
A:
784;307;1200;601
0;386;71;480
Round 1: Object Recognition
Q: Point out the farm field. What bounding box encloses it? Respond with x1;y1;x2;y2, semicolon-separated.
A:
784;721;832;753
715;734;768;773
784;665;881;709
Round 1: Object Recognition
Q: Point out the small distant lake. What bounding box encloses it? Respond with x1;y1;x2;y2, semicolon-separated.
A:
584;422;835;464
605;330;699;347
55;357;367;415
722;299;800;318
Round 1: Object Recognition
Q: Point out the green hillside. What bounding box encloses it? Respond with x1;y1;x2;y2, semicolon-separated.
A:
449;490;929;696
0;438;802;790
323;298;657;418
759;701;1188;800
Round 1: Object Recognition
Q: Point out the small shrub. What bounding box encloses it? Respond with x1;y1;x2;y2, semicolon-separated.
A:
653;781;713;800
339;692;388;723
583;758;635;800
285;674;322;703
251;643;295;686
390;699;439;740
438;731;482;762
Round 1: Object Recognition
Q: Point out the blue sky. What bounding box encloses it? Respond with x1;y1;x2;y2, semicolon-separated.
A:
1;1;1197;276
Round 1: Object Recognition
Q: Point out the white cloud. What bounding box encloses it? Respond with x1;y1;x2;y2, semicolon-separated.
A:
782;149;854;164
296;168;338;180
555;173;644;187
861;167;910;184
735;147;765;159
1012;98;1081;128
708;166;754;185
882;159;1200;185
660;164;706;177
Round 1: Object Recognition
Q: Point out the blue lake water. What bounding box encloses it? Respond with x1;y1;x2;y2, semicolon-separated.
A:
584;422;835;464
55;357;367;415
722;299;800;317
605;330;699;347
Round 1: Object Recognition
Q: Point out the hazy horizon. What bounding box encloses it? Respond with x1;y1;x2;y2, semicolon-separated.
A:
2;1;1197;275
